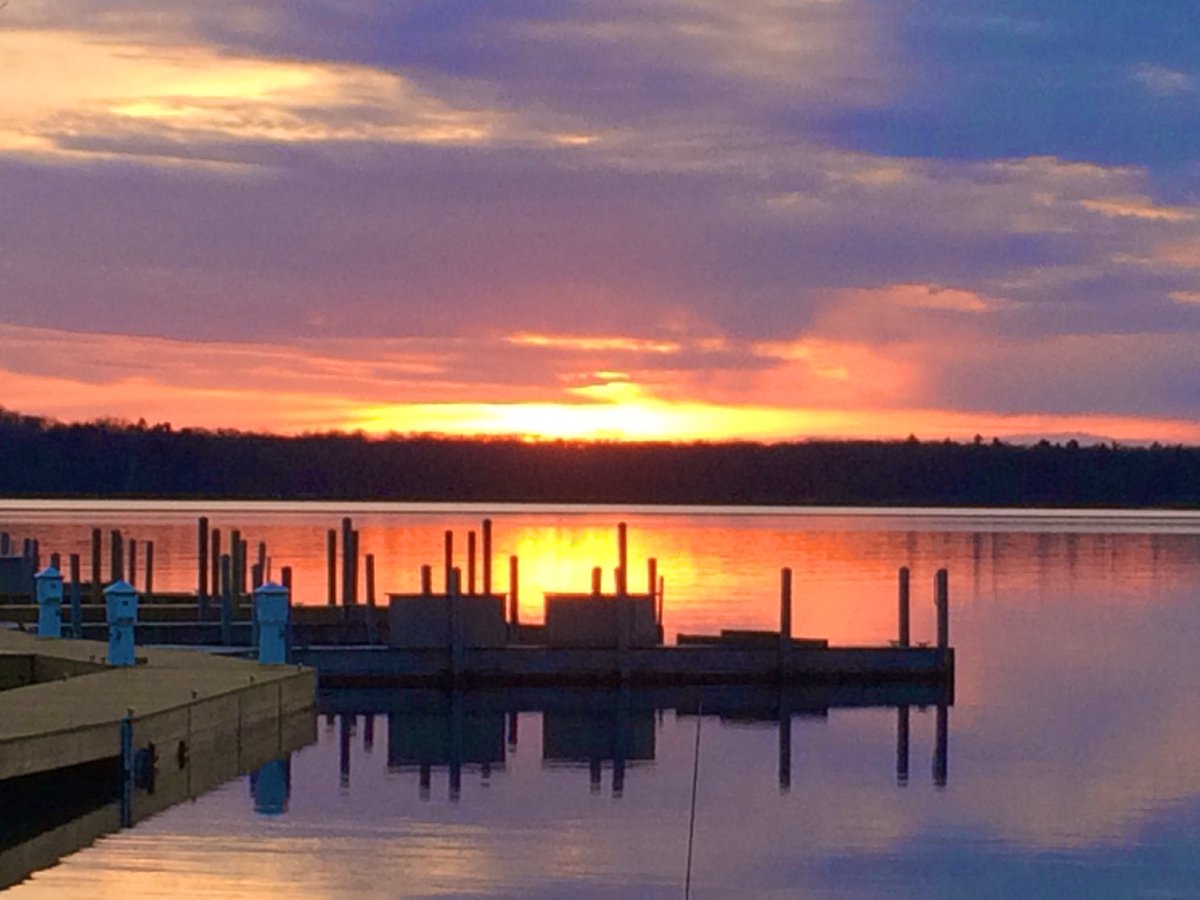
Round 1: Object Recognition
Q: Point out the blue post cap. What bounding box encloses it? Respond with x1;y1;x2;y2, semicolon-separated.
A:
104;579;137;595
35;566;63;581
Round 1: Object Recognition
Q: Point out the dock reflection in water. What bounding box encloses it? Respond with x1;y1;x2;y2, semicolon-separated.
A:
1;709;316;891
318;682;952;800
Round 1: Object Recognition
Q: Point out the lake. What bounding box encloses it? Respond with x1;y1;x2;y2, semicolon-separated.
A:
4;502;1200;898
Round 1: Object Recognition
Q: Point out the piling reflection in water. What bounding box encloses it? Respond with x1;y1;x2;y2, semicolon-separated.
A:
319;683;952;799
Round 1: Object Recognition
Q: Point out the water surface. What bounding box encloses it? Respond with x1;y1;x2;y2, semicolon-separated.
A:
4;502;1200;897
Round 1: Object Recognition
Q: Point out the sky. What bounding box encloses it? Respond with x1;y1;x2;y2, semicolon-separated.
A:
1;0;1198;443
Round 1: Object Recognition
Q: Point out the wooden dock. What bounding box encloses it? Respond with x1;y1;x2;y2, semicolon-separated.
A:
0;517;956;692
0;628;316;889
296;643;953;688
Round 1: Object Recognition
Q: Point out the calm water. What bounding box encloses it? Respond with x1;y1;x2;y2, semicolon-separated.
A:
5;502;1200;898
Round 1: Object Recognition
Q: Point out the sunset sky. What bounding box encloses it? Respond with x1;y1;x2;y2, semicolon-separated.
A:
1;1;1198;443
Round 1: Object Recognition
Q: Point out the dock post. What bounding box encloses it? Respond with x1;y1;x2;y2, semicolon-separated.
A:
326;529;337;605
229;530;243;611
90;528;102;602
591;567;602;595
448;568;464;679
365;553;378;645
481;519;493;596
779;568;793;680
420;565;433;595
144;541;154;601
0;531;8;555
110;529;124;583
206;529;220;619
69;553;82;639
467;530;477;595
256;541;267;586
616;522;628;595
50;552;61;571
252;562;264;591
341;518;353;607
220;554;233;646
282;567;294;661
443;530;454;594
35;565;64;638
935;568;949;649
197;517;209;613
896;705;910;786
647;557;657;600
898;567;910;647
351;529;361;606
237;536;249;602
254;583;289;664
508;556;519;629
104;580;139;666
128;540;137;589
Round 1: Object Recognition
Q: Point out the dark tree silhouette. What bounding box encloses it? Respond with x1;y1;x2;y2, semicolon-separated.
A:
0;407;1196;507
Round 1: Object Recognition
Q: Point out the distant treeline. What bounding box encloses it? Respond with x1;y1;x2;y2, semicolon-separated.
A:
1;408;1197;507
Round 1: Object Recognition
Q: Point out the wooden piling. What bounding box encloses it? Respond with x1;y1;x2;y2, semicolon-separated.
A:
128;540;137;589
219;553;233;646
238;537;249;599
229;530;243;607
448;568;463;677
197;517;209;610
365;553;378;645
252;563;264;591
616;564;629;680
420;565;433;595
898;567;910;648
207;529;221;619
90;528;102;602
257;541;267;585
69;554;82;640
110;530;124;583
0;532;8;555
50;552;61;571
341;518;353;607
443;530;454;595
467;531;477;596
282;566;294;662
591;566;602;595
657;576;665;627
349;529;360;606
616;522;628;595
326;529;337;606
935;568;949;649
779;567;793;677
145;541;155;601
508;556;519;626
481;519;493;596
647;557;657;599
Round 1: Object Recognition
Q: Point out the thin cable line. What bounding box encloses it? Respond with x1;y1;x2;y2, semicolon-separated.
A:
684;699;703;900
